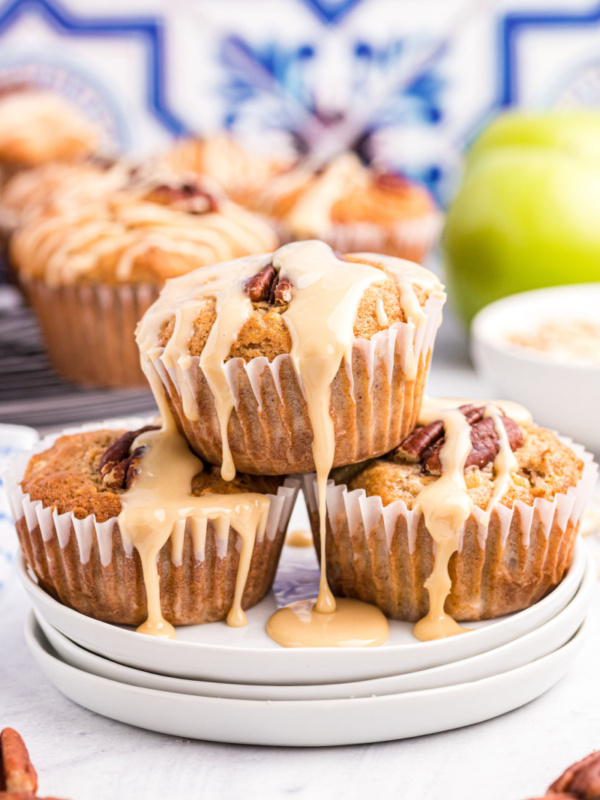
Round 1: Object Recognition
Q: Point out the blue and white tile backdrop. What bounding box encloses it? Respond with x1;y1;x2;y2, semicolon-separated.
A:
1;0;600;204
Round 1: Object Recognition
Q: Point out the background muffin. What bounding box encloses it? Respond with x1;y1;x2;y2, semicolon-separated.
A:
9;174;278;387
160;134;298;209
304;403;596;622
250;152;440;263
0;87;101;181
8;424;297;626
138;240;445;475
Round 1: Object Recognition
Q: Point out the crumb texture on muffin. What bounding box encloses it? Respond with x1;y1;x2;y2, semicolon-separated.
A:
336;422;584;509
156;245;443;364
21;429;282;523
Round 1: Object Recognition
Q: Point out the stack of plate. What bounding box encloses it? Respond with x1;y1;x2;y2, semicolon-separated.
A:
21;528;595;747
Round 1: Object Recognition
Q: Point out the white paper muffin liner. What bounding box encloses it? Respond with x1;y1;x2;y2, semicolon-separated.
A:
22;279;159;388
301;436;598;621
3;418;299;626
151;292;445;475
315;210;443;264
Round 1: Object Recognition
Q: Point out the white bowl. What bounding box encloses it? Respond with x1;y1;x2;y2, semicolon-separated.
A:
25;613;587;746
32;541;596;700
471;284;600;453
17;539;586;686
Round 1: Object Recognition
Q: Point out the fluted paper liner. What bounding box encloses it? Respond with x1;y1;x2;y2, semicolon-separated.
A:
151;293;444;475
22;278;159;388
301;437;598;621
4;419;299;626
313;211;443;265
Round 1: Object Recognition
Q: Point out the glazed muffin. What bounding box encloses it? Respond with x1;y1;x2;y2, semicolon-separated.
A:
303;401;597;624
7;425;298;627
137;240;445;476
10;174;278;387
0;87;100;180
0;157;133;237
161;133;298;208
251;152;440;264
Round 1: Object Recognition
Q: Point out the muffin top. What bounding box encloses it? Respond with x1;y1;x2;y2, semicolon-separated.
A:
333;402;584;510
161;134;298;205
0;157;133;233
21;427;283;523
147;240;445;364
0;88;100;169
10;172;278;286
253;153;437;237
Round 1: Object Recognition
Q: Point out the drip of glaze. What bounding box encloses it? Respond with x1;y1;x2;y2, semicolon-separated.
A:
412;398;519;642
275;241;387;614
117;356;270;638
285;529;314;548
266;598;389;648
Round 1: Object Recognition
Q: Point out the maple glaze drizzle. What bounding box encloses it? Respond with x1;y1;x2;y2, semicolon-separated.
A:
136;241;443;646
412;398;520;641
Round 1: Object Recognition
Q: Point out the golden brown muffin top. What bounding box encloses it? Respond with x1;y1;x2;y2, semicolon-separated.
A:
334;413;583;510
21;428;283;523
254;152;436;232
10;171;278;287
0;87;100;169
160;134;298;206
154;244;443;363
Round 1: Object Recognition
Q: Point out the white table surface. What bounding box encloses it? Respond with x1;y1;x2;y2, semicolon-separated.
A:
2;307;599;800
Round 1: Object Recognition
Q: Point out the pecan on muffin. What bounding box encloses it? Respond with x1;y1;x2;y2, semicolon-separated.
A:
9;425;297;629
137;239;445;477
10;173;278;387
304;400;596;628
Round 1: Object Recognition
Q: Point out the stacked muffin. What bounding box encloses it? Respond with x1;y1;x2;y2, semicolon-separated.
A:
5;240;596;640
7;240;447;634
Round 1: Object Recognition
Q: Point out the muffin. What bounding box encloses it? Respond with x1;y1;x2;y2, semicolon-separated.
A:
6;423;298;630
302;399;597;630
137;239;445;477
251;152;441;264
10;173;278;387
0;157;133;238
160;133;298;208
0;87;100;181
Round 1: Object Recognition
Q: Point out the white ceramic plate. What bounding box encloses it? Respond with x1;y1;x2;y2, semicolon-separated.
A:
33;542;596;700
19;539;586;685
471;283;600;453
25;614;587;746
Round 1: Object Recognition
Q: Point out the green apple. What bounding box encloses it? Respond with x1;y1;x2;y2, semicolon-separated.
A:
443;111;600;325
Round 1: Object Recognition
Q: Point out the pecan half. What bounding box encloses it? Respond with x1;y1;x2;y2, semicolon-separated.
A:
373;171;409;192
547;751;600;798
0;729;37;794
245;264;293;309
144;182;218;213
393;404;524;475
425;414;523;475
99;425;159;490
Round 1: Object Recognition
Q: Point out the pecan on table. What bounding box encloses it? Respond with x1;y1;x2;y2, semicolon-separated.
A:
0;727;68;799
547;750;600;798
98;425;159;490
